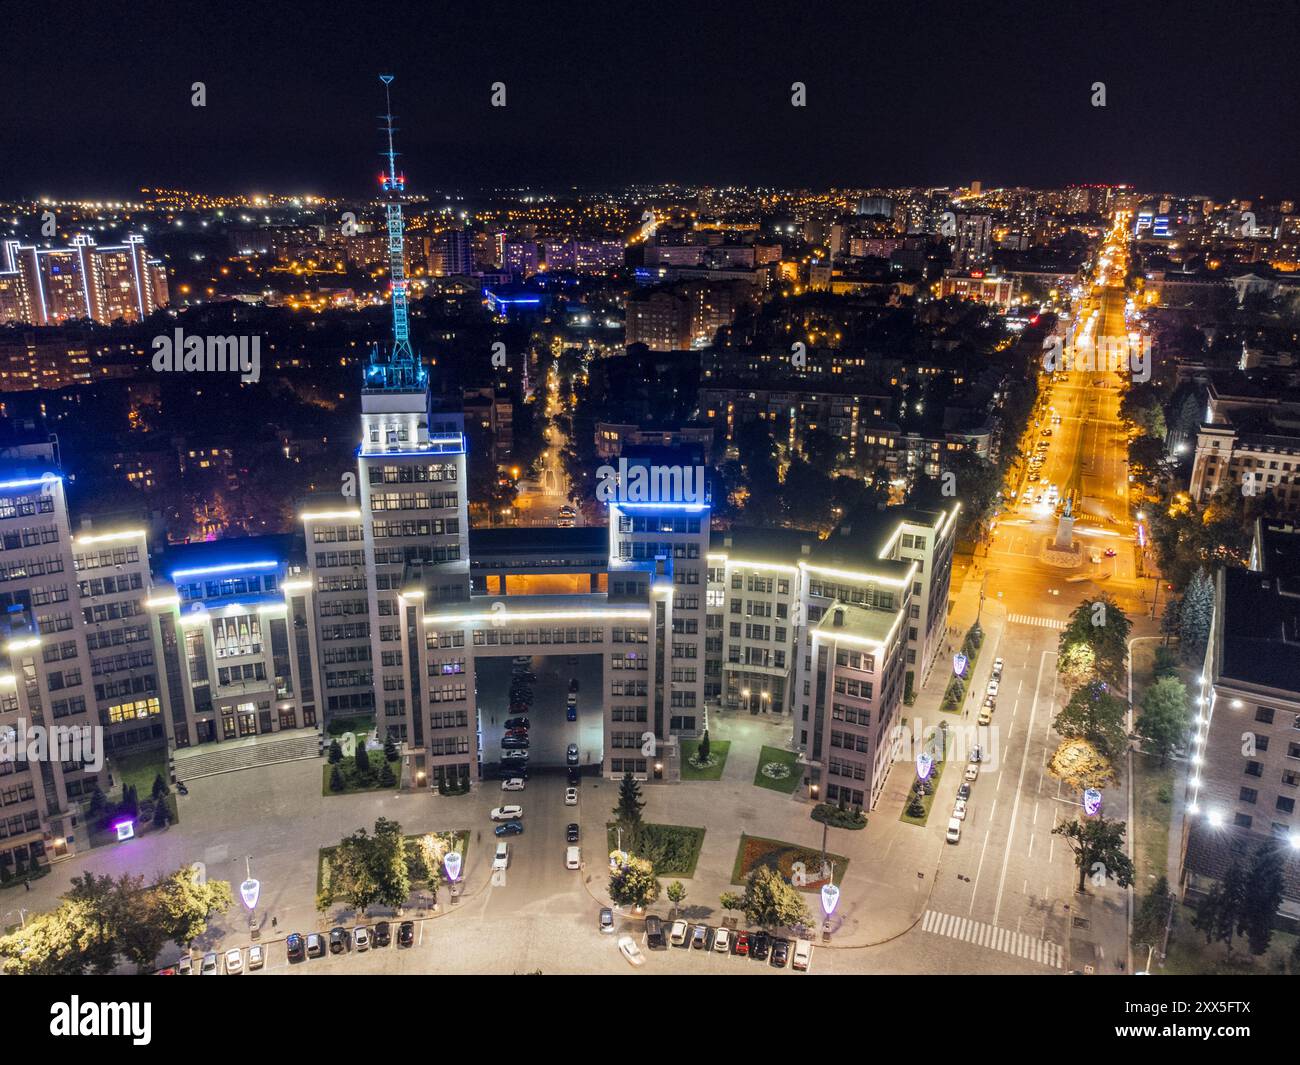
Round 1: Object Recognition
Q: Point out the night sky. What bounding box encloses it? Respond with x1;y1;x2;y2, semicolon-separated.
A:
3;0;1298;200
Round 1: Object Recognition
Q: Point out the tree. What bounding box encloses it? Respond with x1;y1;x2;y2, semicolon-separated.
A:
1239;844;1285;956
741;867;810;929
613;771;645;827
152;798;171;829
329;764;345;792
320;819;411;914
1051;816;1135;893
379;761;396;788
153;867;233;951
1132;875;1173;957
698;730;711;764
1194;858;1246;949
1054;679;1130;759
328;738;343;764
1179;568;1214;662
151;774;170;801
719;891;743;918
354;742;372;780
608;855;660;910
1136;676;1191;765
1153;643;1180;678
383;736;399;763
666;880;687;917
1058;595;1131;689
0;906;90;975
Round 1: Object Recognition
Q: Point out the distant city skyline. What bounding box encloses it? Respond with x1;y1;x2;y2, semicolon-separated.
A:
3;0;1298;199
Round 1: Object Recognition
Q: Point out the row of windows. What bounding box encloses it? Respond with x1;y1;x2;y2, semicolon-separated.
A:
73;546;141;571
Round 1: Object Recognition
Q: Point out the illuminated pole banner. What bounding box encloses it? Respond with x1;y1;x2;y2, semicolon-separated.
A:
1083;788;1102;816
952;653;968;677
239;878;261;910
821;883;840;915
916;751;934;781
443;851;462;882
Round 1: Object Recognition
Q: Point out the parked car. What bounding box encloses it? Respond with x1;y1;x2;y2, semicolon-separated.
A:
496;765;529;780
501;777;526;792
750;931;770;960
733;931;750;956
957;782;971;801
977;706;992;726
792;939;813;971
501;750;529;762
504;716;529;730
986;679;999;697
286;934;305;962
617;935;646;967
329;927;349;954
248;944;264;970
567;766;581;785
1104;548;1117;558
354;926;370;952
566;743;579;765
566;822;580;843
769;938;790;968
373;921;391;947
177;954;192;975
501;735;529;749
690;924;709;950
201;952;219;975
397;921;415;947
946;817;962;844
224;948;243;975
565;845;581;870
599;907;615;934
567;703;577;721
504;727;529;739
490;805;524;821
493;842;509;870
669;919;689;946
564;787;578;806
964;764;979;782
713;927;731;953
306;933;325;958
645;915;666;950
494;819;524;836
969;745;983;764
953;799;968;821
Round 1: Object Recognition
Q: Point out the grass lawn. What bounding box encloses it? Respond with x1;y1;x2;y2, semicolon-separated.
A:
1129;640;1185;888
110;746;181;825
326;715;375;737
1160;904;1299;975
322;733;401;796
605;823;705;877
752;745;801;794
899;759;947;827
731;834;847;891
679;739;730;781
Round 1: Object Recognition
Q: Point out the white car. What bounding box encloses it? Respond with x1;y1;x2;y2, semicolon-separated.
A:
354;926;370;952
490;805;523;821
564;787;578;806
501;778;526;792
565;845;581;870
946;818;962;844
247;944;264;971
953;799;968;821
986;680;999;698
964;764;980;782
792;939;813;971
713;927;730;953
224;948;243;975
493;842;509;870
992;657;1003;677
669;919;689;946
617;935;646;967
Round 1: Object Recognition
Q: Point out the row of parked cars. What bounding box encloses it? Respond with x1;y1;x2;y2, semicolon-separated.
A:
946;657;1004;844
607;911;811;970
164;921;417;973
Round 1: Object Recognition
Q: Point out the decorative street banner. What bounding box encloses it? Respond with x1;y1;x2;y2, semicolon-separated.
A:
443;851;462;882
916;751;934;781
821;883;841;915
1083;788;1103;816
953;653;968;677
239;878;261;910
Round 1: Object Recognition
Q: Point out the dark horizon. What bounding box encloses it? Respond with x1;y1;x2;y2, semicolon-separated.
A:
3;0;1299;202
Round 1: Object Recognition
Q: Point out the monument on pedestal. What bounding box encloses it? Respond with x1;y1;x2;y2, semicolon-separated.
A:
1053;495;1075;550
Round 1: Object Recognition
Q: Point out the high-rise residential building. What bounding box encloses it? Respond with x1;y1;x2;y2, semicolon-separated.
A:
428;228;472;277
503;240;540;278
952;212;993;270
0;235;167;326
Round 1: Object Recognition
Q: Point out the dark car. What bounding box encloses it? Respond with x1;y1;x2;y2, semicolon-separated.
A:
286;933;306;962
496;765;529;780
567;766;581;785
398;921;415;947
566;822;580;843
567;703;577;721
957;782;971;801
645;915;666;950
750;931;770;961
373;921;391;947
569;677;579;693
690;924;709;950
566;743;579;765
504;717;529;730
494;820;525;836
770;938;790;968
329;927;350;954
501;736;529;749
504;727;529;738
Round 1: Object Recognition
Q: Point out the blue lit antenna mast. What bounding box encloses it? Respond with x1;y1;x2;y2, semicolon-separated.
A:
365;74;427;391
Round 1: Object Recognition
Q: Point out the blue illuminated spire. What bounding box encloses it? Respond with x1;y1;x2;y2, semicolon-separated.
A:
364;74;427;393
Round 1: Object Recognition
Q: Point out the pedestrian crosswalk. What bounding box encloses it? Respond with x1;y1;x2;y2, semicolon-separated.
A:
1006;613;1066;630
920;910;1064;969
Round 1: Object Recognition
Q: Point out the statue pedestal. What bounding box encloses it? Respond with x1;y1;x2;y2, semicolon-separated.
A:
1053;515;1075;551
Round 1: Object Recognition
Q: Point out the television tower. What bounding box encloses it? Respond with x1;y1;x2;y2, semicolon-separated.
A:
365;74;424;391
